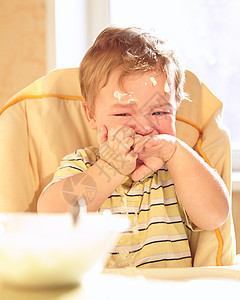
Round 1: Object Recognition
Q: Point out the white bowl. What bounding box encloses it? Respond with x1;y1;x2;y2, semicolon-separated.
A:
0;212;129;287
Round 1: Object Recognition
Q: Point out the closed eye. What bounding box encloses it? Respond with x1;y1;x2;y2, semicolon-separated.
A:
152;111;171;116
114;113;130;117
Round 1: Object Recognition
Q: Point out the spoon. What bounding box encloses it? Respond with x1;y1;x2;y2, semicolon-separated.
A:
69;198;87;226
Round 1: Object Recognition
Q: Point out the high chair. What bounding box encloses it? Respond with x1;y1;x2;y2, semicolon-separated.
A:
0;67;236;267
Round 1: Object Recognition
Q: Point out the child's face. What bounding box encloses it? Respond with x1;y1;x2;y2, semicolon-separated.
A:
86;69;176;137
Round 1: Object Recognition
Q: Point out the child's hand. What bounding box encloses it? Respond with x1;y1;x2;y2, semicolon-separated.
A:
97;125;144;176
131;134;177;181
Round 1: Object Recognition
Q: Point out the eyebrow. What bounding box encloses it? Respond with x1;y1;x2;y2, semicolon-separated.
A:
110;103;137;109
109;102;175;111
149;103;174;109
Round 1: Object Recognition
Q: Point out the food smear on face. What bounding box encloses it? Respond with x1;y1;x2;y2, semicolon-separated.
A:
113;90;136;104
149;76;158;87
164;81;170;94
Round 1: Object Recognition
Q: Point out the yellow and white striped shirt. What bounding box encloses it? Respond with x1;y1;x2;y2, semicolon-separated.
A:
50;147;193;268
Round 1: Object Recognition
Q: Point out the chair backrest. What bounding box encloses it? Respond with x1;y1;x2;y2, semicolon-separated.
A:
0;67;235;266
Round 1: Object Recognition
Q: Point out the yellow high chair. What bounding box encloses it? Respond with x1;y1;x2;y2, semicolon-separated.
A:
0;68;236;267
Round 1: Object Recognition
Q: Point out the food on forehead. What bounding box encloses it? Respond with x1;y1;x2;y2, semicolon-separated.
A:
149;76;157;87
164;81;170;93
113;75;170;104
113;90;136;104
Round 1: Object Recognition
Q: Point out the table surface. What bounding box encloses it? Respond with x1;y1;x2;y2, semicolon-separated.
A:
1;266;240;300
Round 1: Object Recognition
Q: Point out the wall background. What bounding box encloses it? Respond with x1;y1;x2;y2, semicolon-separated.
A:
0;0;46;109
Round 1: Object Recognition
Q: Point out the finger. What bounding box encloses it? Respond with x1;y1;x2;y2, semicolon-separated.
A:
118;136;135;153
97;125;108;145
144;135;161;148
109;126;135;153
107;126;132;142
149;129;159;136
131;164;153;181
114;126;135;143
107;127;119;142
134;135;151;153
125;149;138;164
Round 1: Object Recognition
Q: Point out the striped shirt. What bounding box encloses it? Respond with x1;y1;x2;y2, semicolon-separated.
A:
50;147;194;268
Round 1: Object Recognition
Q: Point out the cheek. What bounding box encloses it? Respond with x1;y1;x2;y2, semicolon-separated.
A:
96;117;127;131
155;115;176;136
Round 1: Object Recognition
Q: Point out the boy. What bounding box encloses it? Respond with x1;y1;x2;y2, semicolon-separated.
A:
38;26;229;268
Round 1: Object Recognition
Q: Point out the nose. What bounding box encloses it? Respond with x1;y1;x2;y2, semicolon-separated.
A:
129;114;155;136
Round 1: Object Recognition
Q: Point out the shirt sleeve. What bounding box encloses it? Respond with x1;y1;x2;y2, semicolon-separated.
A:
43;147;99;190
182;207;202;232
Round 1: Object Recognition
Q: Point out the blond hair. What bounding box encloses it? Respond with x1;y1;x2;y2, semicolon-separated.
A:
79;26;187;112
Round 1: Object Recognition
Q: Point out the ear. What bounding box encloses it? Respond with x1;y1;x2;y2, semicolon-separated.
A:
82;103;97;129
